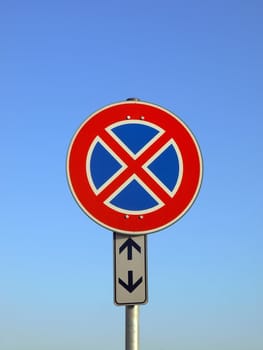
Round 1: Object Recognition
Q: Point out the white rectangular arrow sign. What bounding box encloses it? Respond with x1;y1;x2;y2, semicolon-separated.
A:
114;233;148;305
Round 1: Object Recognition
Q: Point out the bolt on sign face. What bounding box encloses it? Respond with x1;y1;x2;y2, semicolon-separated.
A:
66;100;203;235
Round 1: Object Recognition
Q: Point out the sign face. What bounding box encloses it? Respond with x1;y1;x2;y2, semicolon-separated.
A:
67;100;202;234
114;233;147;305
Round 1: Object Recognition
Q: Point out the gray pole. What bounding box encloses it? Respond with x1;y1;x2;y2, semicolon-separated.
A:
126;305;139;350
125;97;141;350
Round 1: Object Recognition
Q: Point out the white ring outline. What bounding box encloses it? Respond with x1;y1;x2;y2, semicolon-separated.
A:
86;123;183;212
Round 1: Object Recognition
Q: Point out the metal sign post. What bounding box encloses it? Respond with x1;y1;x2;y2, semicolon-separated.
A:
126;305;139;350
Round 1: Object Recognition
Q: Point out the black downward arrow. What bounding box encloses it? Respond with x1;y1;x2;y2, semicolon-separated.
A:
119;238;141;260
118;271;143;293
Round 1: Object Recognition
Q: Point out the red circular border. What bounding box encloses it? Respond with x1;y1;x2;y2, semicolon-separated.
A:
67;101;203;234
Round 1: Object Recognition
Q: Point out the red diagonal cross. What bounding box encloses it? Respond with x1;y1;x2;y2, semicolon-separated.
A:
96;128;172;205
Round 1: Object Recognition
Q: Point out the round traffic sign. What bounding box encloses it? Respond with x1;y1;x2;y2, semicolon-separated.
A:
67;100;202;234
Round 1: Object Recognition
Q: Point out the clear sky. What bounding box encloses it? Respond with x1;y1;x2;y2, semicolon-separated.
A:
1;1;263;349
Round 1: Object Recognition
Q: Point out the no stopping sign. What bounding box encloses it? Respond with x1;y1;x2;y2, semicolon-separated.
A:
67;100;202;234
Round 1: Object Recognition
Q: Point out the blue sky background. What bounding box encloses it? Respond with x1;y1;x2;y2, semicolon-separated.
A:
1;1;263;349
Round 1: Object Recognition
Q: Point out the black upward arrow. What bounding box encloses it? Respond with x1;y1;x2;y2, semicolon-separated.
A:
118;271;143;293
119;238;141;260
